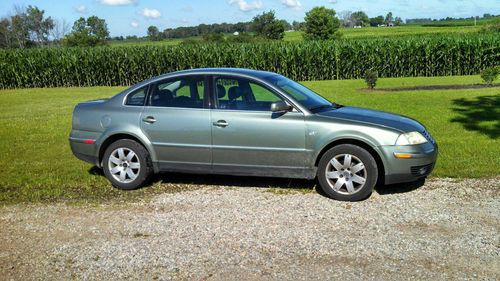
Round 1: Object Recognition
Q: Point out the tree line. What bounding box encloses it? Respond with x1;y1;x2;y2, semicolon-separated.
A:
0;5;497;48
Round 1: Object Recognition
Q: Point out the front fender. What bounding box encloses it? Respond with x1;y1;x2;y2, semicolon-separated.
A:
306;118;400;169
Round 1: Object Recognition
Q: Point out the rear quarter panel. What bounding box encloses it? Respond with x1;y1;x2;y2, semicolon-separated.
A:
70;95;157;166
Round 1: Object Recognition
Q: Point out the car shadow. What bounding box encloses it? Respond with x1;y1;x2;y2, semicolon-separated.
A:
375;178;426;195
88;166;426;197
450;95;499;139
151;172;317;190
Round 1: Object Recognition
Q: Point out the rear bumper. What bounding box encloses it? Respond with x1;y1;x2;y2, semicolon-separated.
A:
379;142;438;185
69;137;99;166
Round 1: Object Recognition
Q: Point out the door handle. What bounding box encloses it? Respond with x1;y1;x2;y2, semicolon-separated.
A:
142;116;156;124
213;120;229;127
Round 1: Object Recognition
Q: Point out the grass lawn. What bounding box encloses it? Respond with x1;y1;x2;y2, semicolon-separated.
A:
109;37;191;47
284;25;482;41
107;24;485;47
0;75;498;204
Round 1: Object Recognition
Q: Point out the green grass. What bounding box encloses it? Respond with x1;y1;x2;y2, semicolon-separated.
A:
0;75;498;204
284;25;483;41
108;37;194;47
106;24;487;47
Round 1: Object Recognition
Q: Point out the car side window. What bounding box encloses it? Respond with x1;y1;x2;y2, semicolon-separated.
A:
149;76;205;108
215;77;283;111
125;86;147;106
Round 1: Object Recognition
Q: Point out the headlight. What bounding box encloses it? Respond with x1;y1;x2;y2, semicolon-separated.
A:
395;131;428;145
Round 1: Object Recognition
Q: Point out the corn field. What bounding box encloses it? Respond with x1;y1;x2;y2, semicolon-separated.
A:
0;35;498;89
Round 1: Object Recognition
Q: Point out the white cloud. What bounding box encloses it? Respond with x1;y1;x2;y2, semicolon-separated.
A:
328;0;338;3
98;0;135;6
229;0;263;12
75;5;87;13
282;0;302;9
130;20;139;28
141;8;161;18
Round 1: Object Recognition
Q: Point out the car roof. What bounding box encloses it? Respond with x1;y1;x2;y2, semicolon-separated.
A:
164;68;277;79
123;68;280;96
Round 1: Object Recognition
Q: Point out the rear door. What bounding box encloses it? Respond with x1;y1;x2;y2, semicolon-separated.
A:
140;75;212;172
210;75;307;177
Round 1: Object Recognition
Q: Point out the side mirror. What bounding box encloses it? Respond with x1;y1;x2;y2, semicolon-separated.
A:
271;101;292;113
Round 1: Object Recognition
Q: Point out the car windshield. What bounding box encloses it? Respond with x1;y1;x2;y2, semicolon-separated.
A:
266;74;334;111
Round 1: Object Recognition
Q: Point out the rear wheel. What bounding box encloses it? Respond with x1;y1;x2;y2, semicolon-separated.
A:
102;139;153;190
317;144;378;201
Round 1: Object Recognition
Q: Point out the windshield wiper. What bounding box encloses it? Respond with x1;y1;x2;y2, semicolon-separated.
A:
308;103;331;111
309;103;342;112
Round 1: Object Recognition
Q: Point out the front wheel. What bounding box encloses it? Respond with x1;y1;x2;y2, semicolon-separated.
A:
102;139;153;190
317;144;378;201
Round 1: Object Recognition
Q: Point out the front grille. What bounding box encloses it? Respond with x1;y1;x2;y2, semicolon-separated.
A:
411;163;434;177
421;129;435;144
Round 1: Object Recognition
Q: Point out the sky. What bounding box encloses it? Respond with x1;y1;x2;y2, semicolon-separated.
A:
1;0;499;37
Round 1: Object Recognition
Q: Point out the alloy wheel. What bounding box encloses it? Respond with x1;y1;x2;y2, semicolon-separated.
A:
325;154;367;195
107;147;140;183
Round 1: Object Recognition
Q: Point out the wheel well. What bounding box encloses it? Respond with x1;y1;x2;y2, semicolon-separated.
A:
314;139;385;185
98;134;149;166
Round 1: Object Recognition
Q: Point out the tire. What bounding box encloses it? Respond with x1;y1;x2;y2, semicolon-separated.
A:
102;139;153;190
317;144;378;201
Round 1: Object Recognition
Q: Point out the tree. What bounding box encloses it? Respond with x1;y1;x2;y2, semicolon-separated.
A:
147;25;161;41
481;17;500;33
369;16;384;27
251;10;285;40
280;19;292;31
0;5;54;48
87;16;109;40
63;16;109;47
202;33;224;43
25;5;54;45
0;19;11;48
292;20;305;31
394;17;403;26
51;18;70;43
385;12;393;26
303;6;341;41
339;10;353;27
10;14;29;48
351;11;369;27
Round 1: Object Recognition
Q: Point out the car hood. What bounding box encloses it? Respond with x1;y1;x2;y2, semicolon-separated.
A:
317;106;425;133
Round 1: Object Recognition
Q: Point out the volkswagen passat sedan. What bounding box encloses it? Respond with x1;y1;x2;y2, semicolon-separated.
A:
70;68;437;201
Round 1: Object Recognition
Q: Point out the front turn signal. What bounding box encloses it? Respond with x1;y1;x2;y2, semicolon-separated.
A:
394;153;413;159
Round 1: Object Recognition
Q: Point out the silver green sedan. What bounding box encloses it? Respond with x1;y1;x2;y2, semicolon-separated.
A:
70;68;437;201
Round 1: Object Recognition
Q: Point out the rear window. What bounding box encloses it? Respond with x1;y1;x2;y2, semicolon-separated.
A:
125;86;147;106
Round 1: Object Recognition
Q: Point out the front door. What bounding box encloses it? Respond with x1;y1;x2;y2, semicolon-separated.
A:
210;76;307;178
140;75;212;172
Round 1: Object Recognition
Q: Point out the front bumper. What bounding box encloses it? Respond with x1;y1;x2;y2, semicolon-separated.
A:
379;141;438;185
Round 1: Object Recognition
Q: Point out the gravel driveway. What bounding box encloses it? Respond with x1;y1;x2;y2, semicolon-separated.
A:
1;177;499;280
